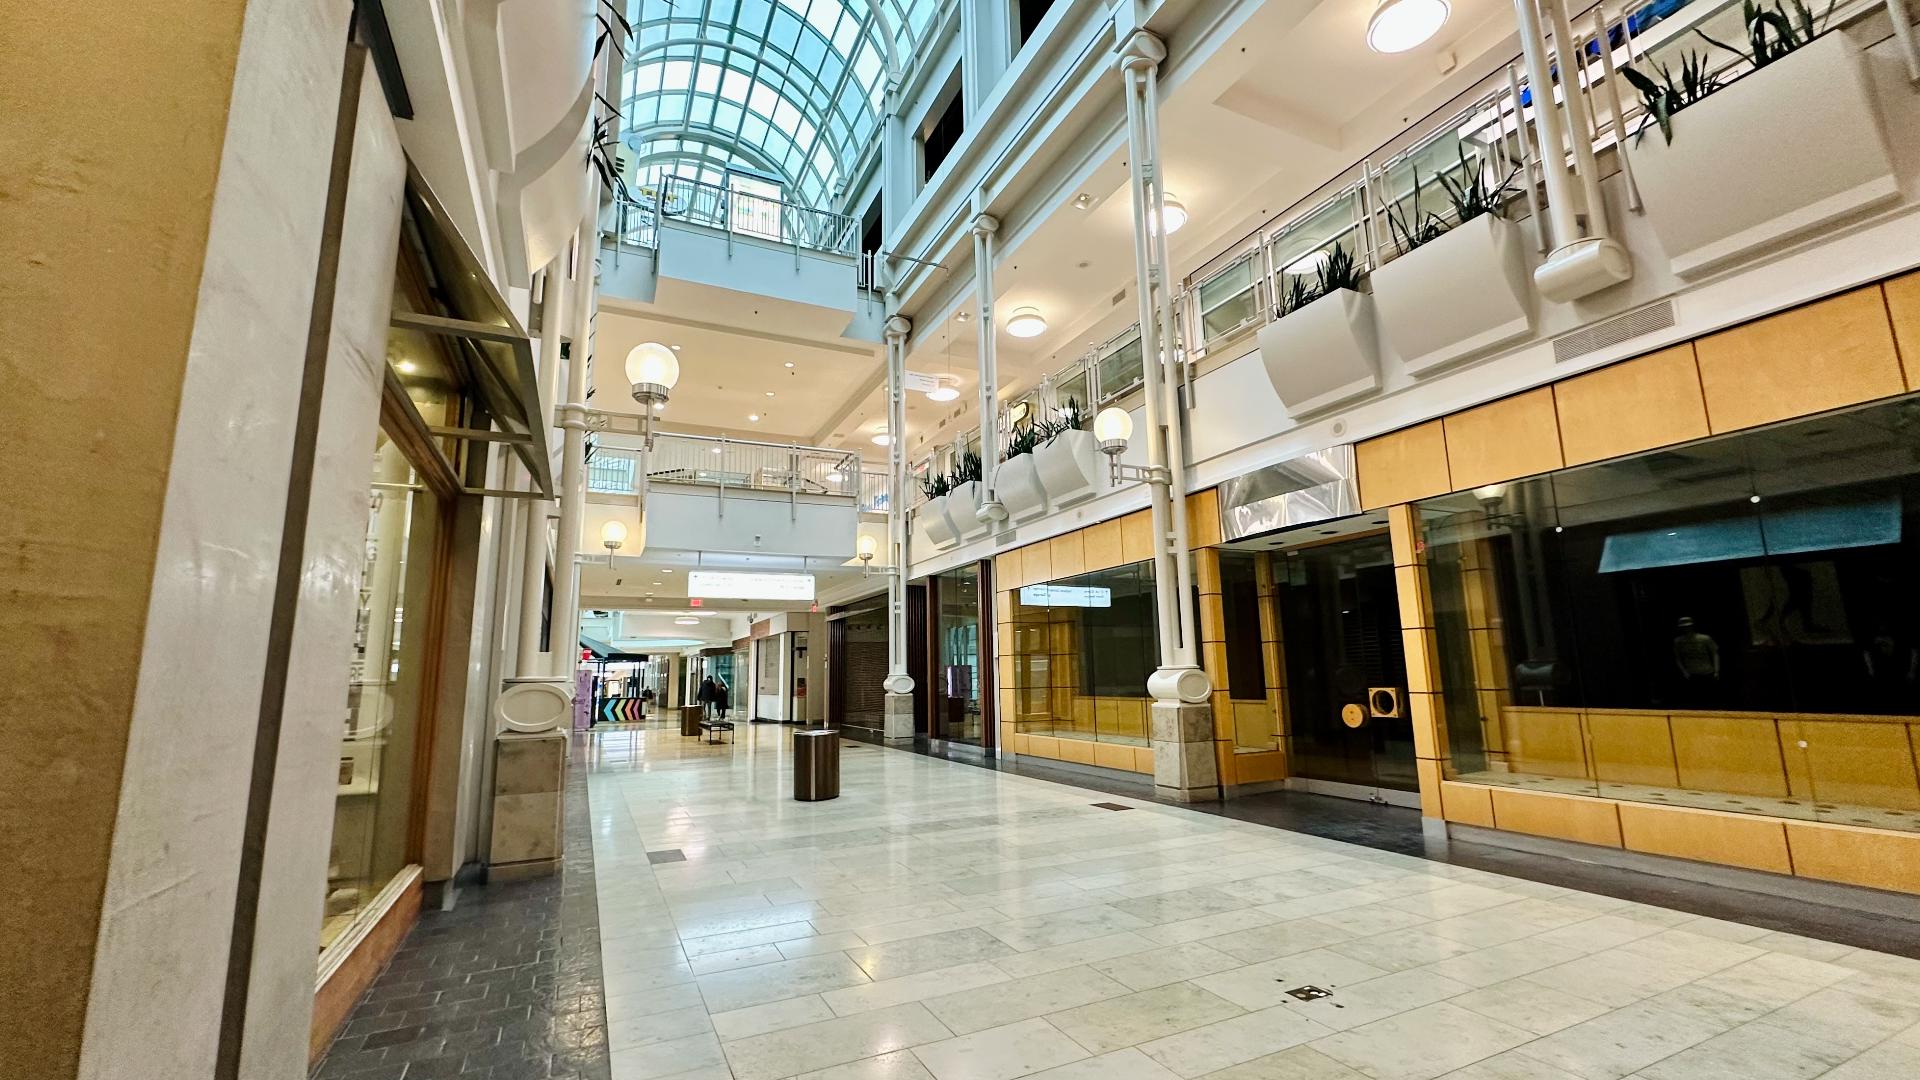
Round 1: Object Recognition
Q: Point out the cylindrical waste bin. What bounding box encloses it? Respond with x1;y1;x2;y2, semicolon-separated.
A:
680;706;704;737
793;728;840;801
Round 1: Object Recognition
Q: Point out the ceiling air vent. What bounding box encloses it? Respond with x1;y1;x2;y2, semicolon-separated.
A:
1552;300;1676;364
1112;287;1128;306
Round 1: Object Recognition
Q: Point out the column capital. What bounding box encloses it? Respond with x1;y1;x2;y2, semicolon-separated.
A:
970;213;1000;237
884;314;913;341
1116;30;1166;74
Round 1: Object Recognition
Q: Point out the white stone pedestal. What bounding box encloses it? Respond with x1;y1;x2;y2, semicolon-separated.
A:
1151;702;1220;803
884;692;915;744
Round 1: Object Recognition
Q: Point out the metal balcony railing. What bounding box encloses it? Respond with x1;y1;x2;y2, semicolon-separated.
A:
608;175;859;255
585;425;864;500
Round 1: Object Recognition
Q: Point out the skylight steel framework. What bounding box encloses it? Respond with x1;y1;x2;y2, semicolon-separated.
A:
621;0;943;210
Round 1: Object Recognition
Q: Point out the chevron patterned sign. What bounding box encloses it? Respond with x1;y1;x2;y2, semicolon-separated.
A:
599;698;646;724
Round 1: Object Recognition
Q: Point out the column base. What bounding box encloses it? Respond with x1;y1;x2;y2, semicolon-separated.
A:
488;730;567;878
1150;701;1220;802
883;692;915;744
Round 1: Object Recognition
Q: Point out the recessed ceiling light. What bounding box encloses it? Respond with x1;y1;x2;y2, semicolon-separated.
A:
396;360;418;374
669;344;682;351
1153;194;1188;235
927;385;959;402
1005;307;1047;338
748;413;761;421
674;616;699;625
871;433;892;446
1072;193;1094;209
662;568;674;573
1367;0;1450;53
765;390;775;397
783;361;795;368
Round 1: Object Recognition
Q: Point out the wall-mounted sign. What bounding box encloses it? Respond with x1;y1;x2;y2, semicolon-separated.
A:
1019;584;1112;608
689;570;816;601
902;370;940;394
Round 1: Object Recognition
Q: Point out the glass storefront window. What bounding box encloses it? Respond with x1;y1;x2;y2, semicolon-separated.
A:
1011;561;1159;745
934;566;983;744
1419;396;1920;831
324;429;442;952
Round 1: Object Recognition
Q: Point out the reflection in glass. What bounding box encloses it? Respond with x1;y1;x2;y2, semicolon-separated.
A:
934;566;983;744
1011;561;1159;745
1419;397;1920;831
324;431;440;951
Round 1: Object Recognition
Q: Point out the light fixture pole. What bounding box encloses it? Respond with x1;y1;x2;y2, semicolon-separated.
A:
882;314;916;743
970;212;1007;525
1119;29;1217;801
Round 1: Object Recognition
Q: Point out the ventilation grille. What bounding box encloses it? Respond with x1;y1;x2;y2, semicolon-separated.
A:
1112;287;1128;306
1551;300;1676;363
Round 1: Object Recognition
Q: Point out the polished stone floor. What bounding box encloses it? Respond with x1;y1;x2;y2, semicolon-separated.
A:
584;722;1920;1080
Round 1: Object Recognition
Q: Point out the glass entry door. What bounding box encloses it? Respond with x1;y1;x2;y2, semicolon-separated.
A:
1276;533;1418;799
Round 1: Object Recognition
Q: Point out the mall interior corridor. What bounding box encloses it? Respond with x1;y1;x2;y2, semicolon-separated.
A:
315;724;1920;1080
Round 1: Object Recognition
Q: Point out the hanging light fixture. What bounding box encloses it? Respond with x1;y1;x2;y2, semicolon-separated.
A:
1005;306;1048;338
1154;193;1189;235
1366;0;1450;54
600;519;628;565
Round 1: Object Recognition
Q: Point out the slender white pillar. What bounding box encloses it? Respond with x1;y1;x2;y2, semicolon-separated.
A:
970;212;1006;522
550;198;600;679
882;314;916;741
515;262;568;676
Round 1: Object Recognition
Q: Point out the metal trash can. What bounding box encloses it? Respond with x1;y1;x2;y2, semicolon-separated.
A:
681;706;704;737
793;728;840;801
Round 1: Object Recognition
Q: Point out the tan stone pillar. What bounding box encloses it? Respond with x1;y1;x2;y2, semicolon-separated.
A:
1390;505;1451;834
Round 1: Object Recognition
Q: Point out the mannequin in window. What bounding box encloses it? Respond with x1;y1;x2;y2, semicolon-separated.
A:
1672;616;1720;705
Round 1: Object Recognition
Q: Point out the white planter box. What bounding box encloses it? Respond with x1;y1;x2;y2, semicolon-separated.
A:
1256;288;1381;416
1034;428;1104;507
948;480;991;541
1372;215;1532;376
919;494;958;548
996;452;1048;522
1633;31;1897;278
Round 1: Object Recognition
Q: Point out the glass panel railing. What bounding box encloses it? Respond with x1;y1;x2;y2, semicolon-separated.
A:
608;175;859;254
1096;331;1144;404
1195;254;1259;348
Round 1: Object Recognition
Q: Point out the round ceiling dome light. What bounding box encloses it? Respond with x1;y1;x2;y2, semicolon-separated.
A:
1155;194;1188;235
926;375;960;402
871;433;892;446
674;616;699;625
1005;307;1048;338
1367;0;1450;53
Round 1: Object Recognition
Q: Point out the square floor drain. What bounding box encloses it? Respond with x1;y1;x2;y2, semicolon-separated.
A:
647;849;687;864
1091;802;1133;811
1284;985;1332;1001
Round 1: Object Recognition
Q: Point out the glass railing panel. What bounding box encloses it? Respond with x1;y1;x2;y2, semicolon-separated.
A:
1195;254;1258;347
1096;332;1144;404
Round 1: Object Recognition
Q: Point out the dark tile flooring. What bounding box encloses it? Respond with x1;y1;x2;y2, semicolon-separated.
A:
310;752;609;1080
905;738;1920;960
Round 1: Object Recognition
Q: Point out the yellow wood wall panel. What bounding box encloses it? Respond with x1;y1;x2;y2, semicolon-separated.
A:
1121;510;1155;564
1026;735;1061;759
1553;345;1711;466
1443;388;1565;491
1617;803;1793;874
1502;709;1590;779
1236;751;1288;784
1049;532;1085;578
1132;746;1156;773
1187;489;1223;549
1785;820;1920;895
1671;714;1791;798
1388;504;1424;566
1357;421;1451;510
1409;691;1445;760
1094;741;1135;772
1023;542;1053;585
1056;738;1096;765
1441;781;1497;827
1194;547;1223;593
1885;273;1920;388
1490;787;1623;847
1416;758;1445;817
1394;565;1432;630
1199;594;1226;643
1695;287;1905;433
1585;711;1681;788
996;549;1023;590
1786;719;1920;811
1084;519;1125;571
994;590;1013;623
1010;733;1031;755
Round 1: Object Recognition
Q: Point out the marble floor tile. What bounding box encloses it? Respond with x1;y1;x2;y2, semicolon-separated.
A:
1451;978;1612;1036
1280;968;1471;1032
1026;1047;1184;1080
696;951;872;1013
911;1017;1092;1080
1092;942;1245;991
1505;1001;1723;1079
1205;918;1356;964
1193;1045;1368;1080
824;959;1013;1016
993;930;1161;977
608;1004;715;1050
1191;949;1390;1010
847;926;1021;980
1631;1019;1852;1080
722;1001;954;1080
1137;1005;1334;1077
708;993;836;1041
1047;982;1247;1054
1310;1002;1534;1080
797;1048;940;1080
925;965;1133;1035
611;1031;730;1080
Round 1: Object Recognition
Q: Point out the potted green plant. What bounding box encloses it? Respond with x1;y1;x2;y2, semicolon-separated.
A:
996;423;1049;521
917;469;959;548
1033;397;1105;508
1621;1;1895;277
1255;242;1382;416
944;451;991;542
1370;145;1532;377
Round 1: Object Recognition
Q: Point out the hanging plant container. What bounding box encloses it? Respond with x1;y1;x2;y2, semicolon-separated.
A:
1257;289;1381;416
948;480;992;541
1633;32;1897;279
1372;215;1533;376
996;452;1049;522
1034;428;1104;507
919;494;959;548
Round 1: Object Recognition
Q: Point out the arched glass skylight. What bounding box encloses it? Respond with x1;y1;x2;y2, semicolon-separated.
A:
621;0;945;209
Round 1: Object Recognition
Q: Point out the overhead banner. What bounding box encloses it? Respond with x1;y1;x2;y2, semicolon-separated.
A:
688;570;817;601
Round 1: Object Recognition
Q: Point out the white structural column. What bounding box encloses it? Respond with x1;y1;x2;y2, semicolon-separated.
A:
882;313;916;742
550;201;600;681
957;0;1012;117
971;212;1006;522
515;261;568;677
1119;30;1217;801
